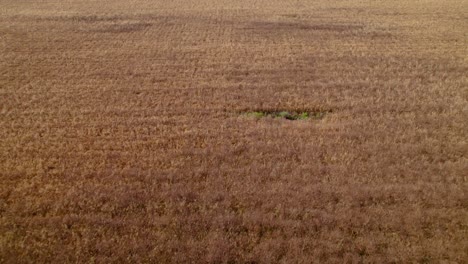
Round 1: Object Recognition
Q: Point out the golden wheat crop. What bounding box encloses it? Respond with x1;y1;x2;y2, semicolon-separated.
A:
1;0;467;262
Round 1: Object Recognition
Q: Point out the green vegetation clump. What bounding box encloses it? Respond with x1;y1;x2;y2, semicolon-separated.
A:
244;110;327;120
246;111;266;118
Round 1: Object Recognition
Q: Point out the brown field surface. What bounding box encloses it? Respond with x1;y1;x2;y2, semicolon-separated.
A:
1;0;467;262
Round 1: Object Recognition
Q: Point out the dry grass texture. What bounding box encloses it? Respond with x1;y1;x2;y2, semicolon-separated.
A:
1;0;467;262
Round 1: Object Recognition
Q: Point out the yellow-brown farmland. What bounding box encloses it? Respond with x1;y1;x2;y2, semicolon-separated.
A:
1;0;467;262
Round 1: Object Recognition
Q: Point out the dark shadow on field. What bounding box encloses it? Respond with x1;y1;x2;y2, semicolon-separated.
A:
243;21;363;32
90;22;153;33
9;13;364;34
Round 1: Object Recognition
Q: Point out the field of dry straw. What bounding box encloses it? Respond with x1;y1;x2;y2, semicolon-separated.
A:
1;0;467;262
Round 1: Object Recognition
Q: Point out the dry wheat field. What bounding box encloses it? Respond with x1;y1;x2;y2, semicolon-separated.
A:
1;0;467;262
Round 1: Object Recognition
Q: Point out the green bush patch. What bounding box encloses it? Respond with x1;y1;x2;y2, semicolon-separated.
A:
244;110;329;120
